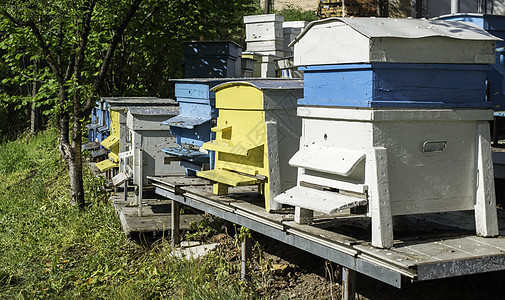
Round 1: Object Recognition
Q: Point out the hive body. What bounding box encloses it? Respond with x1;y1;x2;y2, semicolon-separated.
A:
198;80;303;211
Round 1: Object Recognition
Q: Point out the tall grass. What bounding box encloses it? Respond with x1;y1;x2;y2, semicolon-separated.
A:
0;129;255;299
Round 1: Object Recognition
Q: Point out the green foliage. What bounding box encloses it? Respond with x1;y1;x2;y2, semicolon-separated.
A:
275;5;319;22
0;129;257;299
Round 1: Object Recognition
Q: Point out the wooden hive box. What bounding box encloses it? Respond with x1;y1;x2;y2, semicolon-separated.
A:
95;97;176;173
183;41;242;78
276;107;499;248
162;79;236;176
126;107;185;187
291;17;498;66
197;79;303;211
291;17;500;108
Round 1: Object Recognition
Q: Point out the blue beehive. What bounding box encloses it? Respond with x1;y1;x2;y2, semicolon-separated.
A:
183;41;242;78
162;79;227;175
435;14;505;110
87;101;110;144
292;17;499;108
300;63;489;107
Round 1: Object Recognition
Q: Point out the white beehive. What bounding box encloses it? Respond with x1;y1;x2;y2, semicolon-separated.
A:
283;21;307;57
276;107;499;248
126;107;185;187
291;17;499;66
244;14;285;57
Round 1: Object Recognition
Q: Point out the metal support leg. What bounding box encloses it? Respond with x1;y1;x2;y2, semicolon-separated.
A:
342;267;356;300
241;231;252;281
171;200;180;248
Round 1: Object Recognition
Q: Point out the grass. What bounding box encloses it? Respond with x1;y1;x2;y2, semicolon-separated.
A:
0;129;259;299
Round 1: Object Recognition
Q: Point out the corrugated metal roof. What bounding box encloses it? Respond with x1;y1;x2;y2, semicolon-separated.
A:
291;17;501;47
128;107;178;116
162;114;211;129
211;79;303;92
103;97;177;106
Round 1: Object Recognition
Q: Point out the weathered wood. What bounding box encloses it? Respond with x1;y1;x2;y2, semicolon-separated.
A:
475;122;499;237
295;207;314;224
368;147;393;248
171;200;180;247
292;18;498;66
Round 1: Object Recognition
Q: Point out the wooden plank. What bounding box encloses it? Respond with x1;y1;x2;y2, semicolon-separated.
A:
197;169;260;187
275;186;367;214
475;122;499;237
368;147;393;248
147;176;210;189
289;145;365;176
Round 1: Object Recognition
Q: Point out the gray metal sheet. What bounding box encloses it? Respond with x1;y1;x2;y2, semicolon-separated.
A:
294;17;500;46
103;97;177;106
162;114;211;129
128;107;178;116
211;79;304;92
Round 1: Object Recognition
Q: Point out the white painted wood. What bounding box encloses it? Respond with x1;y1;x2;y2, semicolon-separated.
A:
112;171;128;187
275;186;367;214
118;150;133;159
244;14;284;41
245;39;284;52
289;145;365;176
367;147;394;248
298;172;367;194
475;122;499;237
294;206;314;224
297;106;494;122
266;121;281;211
294;107;491;218
292;18;498;66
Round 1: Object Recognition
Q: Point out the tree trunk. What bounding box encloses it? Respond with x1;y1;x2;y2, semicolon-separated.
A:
30;60;41;135
67;118;85;207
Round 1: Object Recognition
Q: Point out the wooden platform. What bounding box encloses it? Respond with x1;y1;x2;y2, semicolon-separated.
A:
151;176;505;288
110;191;203;241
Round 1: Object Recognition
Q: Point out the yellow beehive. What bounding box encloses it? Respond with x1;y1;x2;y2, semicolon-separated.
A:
96;110;121;172
197;80;303;211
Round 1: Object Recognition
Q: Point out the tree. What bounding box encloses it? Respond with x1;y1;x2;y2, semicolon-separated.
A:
1;0;257;207
1;0;144;207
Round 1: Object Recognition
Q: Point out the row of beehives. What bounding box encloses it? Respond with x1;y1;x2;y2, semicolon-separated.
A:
183;14;307;79
86;16;504;248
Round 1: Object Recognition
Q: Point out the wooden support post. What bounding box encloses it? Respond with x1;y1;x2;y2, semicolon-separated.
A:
137;148;143;217
475;122;499;237
213;182;229;195
367;147;393;248
124;180;128;202
294;207;314;224
241;231;252;281
342;267;356;300
171;200;180;248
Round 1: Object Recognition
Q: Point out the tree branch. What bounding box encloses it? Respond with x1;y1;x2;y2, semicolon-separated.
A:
3;10;64;86
83;0;144;115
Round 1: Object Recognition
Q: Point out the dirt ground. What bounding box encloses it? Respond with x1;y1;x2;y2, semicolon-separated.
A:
238;232;505;300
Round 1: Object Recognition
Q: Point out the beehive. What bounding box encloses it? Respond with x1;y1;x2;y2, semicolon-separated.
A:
197;80;303;211
244;14;284;57
95;97;177;173
162;79;230;176
126;107;185;187
277;18;499;248
183;41;242;78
